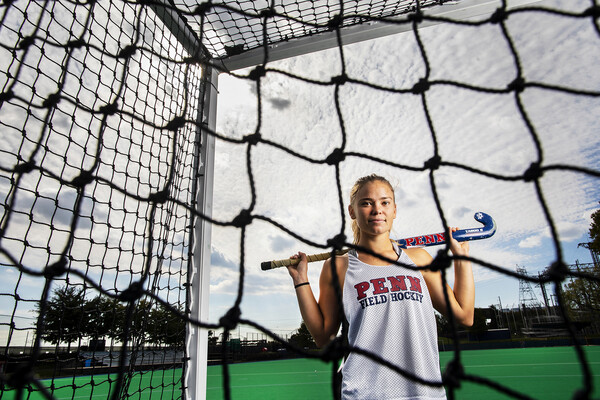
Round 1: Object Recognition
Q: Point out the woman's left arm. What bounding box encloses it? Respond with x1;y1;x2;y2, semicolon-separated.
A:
409;228;475;326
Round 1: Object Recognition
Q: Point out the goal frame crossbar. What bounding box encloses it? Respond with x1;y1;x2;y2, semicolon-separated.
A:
154;0;547;72
218;0;546;71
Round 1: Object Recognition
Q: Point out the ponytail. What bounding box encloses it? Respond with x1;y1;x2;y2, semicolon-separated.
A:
351;219;361;245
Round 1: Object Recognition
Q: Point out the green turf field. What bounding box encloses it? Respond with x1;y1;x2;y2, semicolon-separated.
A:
207;347;600;399
6;346;599;399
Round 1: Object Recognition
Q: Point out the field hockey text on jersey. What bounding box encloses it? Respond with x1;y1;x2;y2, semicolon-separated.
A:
354;275;424;310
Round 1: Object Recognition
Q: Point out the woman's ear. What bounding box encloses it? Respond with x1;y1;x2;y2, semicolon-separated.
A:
348;204;356;219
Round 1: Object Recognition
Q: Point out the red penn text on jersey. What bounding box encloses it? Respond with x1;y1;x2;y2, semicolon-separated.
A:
354;275;422;300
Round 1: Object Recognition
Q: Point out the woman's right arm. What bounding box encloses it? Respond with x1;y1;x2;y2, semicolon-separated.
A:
287;252;343;348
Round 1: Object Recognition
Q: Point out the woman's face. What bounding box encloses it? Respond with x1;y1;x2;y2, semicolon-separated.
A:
349;180;396;239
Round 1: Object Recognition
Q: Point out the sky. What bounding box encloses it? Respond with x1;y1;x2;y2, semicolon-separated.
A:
206;0;600;340
0;0;598;347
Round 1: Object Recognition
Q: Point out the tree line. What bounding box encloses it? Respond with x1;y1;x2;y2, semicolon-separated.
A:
35;286;185;350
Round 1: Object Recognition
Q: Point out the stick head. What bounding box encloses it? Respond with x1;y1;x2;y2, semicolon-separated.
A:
452;212;497;242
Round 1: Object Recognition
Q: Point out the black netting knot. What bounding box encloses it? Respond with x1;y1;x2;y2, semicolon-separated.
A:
330;74;348;85
523;162;542;182
224;44;245;57
18;35;35;50
165;116;186;131
429;250;451;272
232;209;253;228
42;92;61;108
71;170;94;187
0;89;15;105
442;359;464;390
13;161;35;174
327;234;347;250
248;65;266;80
149;188;169;204
327;14;342;30
244;132;261;145
119;281;145;302
44;256;68;279
547;261;569;282
584;5;600;18
194;2;212;15
408;11;424;24
508;77;526;93
325;148;345;165
184;54;202;65
118;45;136;59
99;101;119;115
68;38;85;49
321;336;346;362
424;155;441;171
411;78;430;94
490;8;507;24
260;8;275;18
220;306;241;330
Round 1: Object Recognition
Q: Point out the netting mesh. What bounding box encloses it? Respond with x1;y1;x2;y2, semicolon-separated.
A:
1;0;205;398
176;0;443;58
1;0;599;399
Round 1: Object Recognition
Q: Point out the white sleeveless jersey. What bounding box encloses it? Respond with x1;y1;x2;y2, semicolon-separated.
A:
341;244;446;400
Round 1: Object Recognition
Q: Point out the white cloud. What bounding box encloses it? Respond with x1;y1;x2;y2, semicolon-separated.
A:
207;0;600;329
518;235;543;249
555;220;588;243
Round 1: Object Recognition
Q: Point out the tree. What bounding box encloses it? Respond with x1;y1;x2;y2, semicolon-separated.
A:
562;264;600;313
80;295;127;351
36;286;86;351
83;295;125;341
127;299;153;343
147;304;186;347
589;204;600;254
289;321;315;349
561;206;600;330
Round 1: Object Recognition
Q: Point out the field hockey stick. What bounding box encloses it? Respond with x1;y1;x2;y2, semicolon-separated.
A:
261;211;496;271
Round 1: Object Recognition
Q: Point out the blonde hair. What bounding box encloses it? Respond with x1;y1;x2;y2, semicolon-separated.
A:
349;174;395;245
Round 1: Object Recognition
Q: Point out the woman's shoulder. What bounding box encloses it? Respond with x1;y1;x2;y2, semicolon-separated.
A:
402;247;433;267
323;253;349;269
320;253;349;281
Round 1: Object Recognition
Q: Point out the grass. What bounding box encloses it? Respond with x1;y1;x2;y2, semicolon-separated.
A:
4;346;598;399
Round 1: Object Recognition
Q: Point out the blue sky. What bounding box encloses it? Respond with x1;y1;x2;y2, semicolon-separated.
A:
208;0;600;339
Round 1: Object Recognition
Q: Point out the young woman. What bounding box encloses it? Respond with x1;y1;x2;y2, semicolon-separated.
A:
287;174;474;399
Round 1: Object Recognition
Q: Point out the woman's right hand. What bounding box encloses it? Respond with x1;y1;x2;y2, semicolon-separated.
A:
286;252;309;286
